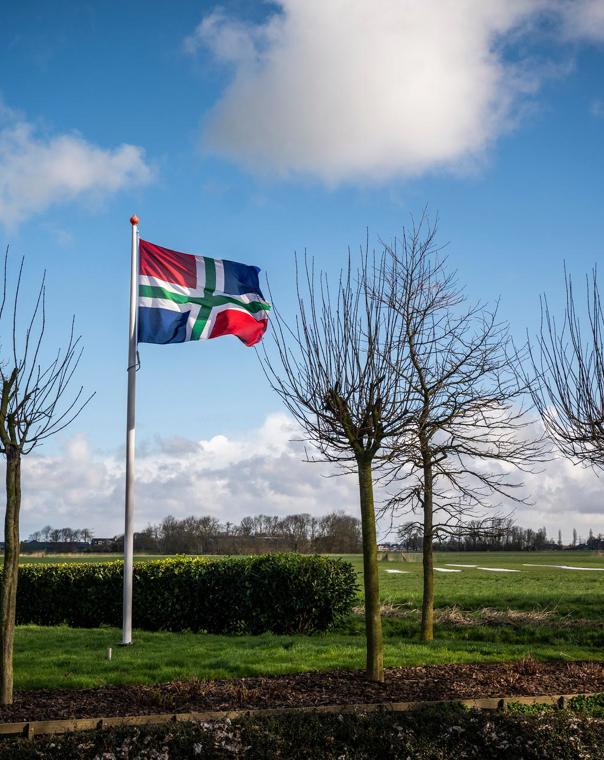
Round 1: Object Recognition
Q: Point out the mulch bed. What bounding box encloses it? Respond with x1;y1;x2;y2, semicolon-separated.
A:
1;660;603;724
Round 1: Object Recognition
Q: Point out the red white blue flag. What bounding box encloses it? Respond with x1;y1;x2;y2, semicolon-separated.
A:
137;240;270;347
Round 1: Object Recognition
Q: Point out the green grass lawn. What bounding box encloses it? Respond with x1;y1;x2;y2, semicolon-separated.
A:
354;551;604;620
14;623;601;691
11;550;604;691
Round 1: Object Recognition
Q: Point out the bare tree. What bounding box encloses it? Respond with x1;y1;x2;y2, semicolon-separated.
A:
49;528;62;543
0;251;92;704
40;524;52;542
528;266;604;470
81;528;94;544
379;218;546;641
262;249;412;682
279;514;312;552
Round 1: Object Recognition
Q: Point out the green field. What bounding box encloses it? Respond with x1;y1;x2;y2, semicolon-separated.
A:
364;551;604;620
18;550;604;618
11;551;604;690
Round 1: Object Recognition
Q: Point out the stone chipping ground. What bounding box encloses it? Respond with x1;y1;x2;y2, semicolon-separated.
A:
0;660;603;723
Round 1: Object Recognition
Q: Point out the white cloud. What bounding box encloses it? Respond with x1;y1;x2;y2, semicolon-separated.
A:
11;412;604;542
510;454;604;542
559;0;604;42
184;9;261;62
591;98;604;117
190;0;604;184
18;414;359;539
0;103;153;228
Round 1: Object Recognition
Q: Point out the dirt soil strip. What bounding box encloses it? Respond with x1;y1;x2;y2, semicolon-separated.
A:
1;661;604;725
0;693;600;739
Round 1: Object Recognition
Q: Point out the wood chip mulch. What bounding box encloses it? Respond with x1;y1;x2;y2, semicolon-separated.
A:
1;660;603;724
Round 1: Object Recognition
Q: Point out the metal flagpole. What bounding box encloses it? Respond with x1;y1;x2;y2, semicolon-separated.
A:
122;213;139;645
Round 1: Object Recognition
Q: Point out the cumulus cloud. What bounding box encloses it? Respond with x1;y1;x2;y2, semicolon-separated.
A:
0;103;153;228
511;454;604;541
189;0;604;183
559;0;604;42
18;414;359;539
12;412;604;541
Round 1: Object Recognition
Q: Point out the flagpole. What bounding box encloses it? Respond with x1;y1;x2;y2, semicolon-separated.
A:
122;213;139;645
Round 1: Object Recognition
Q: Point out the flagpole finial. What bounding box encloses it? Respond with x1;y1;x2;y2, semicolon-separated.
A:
130;214;139;226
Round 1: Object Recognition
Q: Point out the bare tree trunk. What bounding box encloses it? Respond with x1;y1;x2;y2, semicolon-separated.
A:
421;452;434;642
1;448;21;704
357;457;384;682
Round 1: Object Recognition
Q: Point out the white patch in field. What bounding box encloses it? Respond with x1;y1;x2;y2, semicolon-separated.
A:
522;563;556;567
434;568;462;573
523;563;604;571
476;567;520;572
384;569;410;574
446;564;477;568
522;563;563;568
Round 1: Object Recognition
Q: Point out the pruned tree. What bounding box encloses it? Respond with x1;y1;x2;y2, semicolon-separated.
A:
0;250;92;704
262;250;412;682
528;266;604;470
378;218;546;641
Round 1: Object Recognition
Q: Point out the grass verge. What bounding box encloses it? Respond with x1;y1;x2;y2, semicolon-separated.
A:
13;624;604;691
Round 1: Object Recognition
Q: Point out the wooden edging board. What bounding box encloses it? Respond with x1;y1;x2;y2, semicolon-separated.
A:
0;692;600;739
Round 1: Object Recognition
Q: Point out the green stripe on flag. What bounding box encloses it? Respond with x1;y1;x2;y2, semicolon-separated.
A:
191;303;212;341
210;295;270;312
139;285;190;304
204;257;216;296
138;285;270;314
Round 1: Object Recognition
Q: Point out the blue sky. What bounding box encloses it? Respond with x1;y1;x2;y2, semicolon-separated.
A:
2;1;604;538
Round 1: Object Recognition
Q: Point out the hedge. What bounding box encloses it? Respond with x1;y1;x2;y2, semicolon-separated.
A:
15;554;358;634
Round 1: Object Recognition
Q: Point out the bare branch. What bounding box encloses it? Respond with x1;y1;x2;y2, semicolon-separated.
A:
527;265;604;470
0;252;94;454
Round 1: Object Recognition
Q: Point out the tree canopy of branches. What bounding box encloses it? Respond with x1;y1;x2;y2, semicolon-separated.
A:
0;251;92;704
28;526;94;543
262;251;412;682
397;517;554;552
529;266;604;470
379;218;546;641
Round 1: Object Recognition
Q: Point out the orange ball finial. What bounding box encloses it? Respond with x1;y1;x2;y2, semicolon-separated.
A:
130;214;139;226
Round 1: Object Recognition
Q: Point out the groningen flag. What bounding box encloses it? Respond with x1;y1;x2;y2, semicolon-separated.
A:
138;239;270;347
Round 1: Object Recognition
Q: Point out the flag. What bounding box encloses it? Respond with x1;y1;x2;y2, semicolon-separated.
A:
137;239;270;347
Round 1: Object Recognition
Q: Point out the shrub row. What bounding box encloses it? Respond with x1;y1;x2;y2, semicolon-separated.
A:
15;554;358;634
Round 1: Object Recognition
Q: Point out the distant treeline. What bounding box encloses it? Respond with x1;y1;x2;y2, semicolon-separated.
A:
23;515;604;555
23;512;362;555
27;526;94;544
397;518;604;552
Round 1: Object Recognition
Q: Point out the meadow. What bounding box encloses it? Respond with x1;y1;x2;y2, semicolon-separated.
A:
11;551;604;690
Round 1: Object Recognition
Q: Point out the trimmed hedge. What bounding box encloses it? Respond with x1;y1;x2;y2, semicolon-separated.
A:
15;554;357;634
